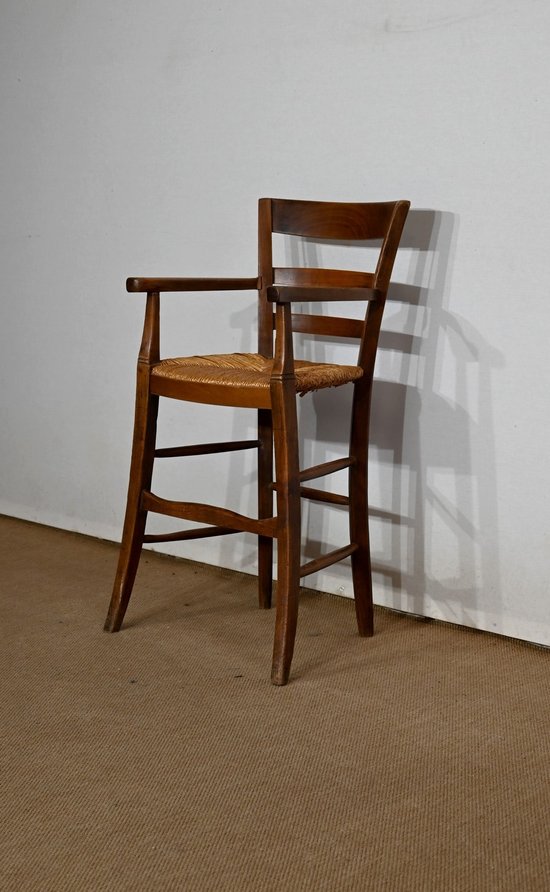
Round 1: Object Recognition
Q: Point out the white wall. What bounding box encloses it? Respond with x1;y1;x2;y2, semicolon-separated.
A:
2;0;549;643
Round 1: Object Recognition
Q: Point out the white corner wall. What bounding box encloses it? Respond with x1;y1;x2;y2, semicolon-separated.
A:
2;1;549;644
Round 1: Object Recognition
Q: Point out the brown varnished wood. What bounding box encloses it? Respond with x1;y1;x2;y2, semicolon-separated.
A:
271;199;403;241
271;482;349;505
373;202;410;290
300;543;358;579
127;276;260;293
349;376;374;637
258;199;275;358
106;197;410;684
138;291;161;364
297;487;349;506
143;526;238;544
348;298;386;637
257;201;276;609
268;285;375;303
104;293;160;632
273;267;375;289
257;408;274;609
270;302;301;685
141;491;277;537
299;456;354;483
290;314;364;339
155;440;259;458
104;366;158;632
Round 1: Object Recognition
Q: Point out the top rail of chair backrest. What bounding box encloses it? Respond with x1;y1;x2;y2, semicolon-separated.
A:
270;199;404;242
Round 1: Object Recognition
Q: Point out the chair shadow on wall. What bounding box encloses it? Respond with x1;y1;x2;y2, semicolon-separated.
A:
370;209;504;627
219;209;504;630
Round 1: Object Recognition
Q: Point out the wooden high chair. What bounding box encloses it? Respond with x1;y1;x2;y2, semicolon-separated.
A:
104;198;410;684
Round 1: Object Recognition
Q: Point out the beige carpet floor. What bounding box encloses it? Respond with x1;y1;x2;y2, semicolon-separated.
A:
1;514;550;891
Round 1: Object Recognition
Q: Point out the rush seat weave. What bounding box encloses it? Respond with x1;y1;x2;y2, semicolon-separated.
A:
151;352;363;395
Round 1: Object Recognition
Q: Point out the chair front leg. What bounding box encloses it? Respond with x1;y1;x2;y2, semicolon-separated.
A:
270;380;301;685
104;364;158;632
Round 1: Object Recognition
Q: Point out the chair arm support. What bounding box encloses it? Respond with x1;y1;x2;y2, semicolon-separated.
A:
126;276;261;293
267;285;377;303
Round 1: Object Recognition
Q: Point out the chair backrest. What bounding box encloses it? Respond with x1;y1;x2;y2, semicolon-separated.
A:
257;198;410;363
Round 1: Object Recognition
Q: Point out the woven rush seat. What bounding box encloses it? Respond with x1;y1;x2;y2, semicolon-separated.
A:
151;352;363;395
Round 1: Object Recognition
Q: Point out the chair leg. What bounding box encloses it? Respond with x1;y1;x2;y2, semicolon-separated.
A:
104;367;158;632
257;409;273;609
270;385;301;685
349;381;374;637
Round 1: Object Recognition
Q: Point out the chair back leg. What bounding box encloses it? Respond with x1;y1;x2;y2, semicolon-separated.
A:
349;377;374;636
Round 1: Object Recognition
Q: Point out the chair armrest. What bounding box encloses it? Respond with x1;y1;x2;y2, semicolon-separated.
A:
126;276;261;293
267;285;376;303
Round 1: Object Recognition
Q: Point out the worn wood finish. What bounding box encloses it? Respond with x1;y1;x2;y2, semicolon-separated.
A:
105;197;409;684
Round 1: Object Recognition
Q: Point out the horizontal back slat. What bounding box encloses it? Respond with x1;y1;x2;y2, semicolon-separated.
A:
292;314;364;339
273;267;375;288
271;199;399;240
271;313;364;338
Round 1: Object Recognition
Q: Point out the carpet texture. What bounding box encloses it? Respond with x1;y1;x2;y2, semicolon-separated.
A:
1;515;549;891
